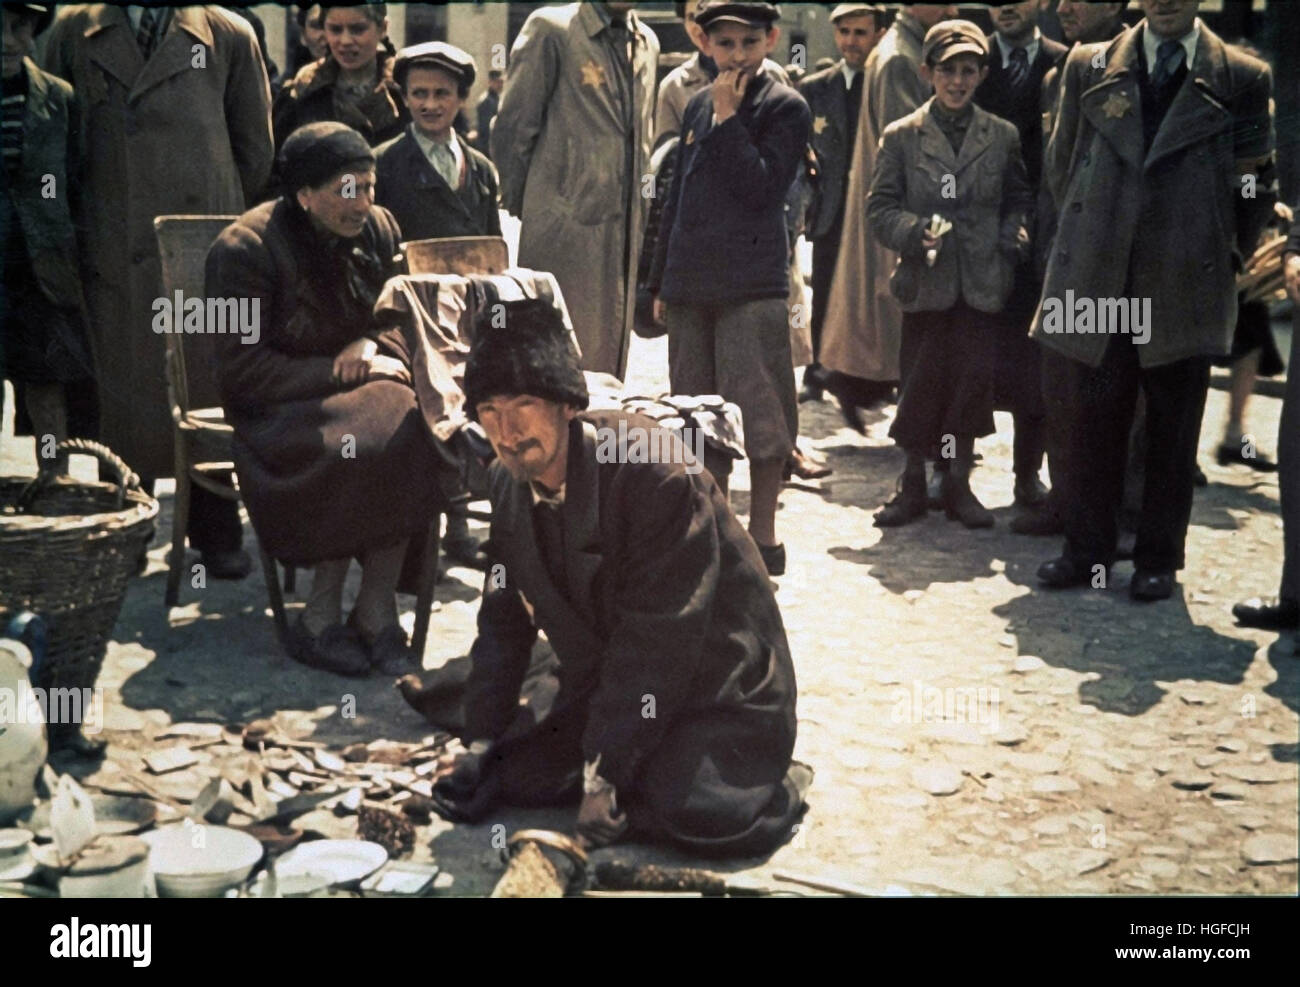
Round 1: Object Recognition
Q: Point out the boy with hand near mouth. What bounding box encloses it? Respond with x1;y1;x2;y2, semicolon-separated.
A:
648;1;810;577
866;20;1032;531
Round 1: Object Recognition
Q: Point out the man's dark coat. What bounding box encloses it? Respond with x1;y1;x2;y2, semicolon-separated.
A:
975;33;1068;190
798;59;856;242
465;410;802;855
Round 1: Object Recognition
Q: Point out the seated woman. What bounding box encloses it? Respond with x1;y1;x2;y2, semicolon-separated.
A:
206;122;454;676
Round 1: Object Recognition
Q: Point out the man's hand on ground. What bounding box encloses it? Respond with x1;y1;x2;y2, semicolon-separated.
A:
575;788;628;849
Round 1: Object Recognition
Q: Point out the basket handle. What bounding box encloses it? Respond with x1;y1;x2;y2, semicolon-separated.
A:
16;438;142;513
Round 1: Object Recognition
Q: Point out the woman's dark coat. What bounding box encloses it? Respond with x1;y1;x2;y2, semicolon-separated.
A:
205;198;448;564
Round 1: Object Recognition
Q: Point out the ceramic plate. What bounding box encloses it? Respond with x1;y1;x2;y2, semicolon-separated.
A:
274;839;387;888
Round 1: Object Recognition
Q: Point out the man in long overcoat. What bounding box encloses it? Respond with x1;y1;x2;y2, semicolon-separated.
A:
41;4;273;572
1033;1;1276;600
817;4;951;421
490;2;658;378
417;299;809;855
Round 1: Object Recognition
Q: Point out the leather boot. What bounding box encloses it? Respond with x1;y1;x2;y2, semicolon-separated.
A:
875;461;928;527
943;459;994;529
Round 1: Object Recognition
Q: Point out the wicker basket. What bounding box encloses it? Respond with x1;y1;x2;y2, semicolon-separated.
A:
0;439;158;696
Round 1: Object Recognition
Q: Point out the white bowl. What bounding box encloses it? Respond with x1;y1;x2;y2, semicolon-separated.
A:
140;825;263;898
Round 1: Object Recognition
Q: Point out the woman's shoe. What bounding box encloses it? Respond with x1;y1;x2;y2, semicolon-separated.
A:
348;613;420;675
287;617;370;677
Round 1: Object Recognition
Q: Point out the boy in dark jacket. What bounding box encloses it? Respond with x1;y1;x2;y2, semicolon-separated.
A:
649;0;810;576
375;42;501;243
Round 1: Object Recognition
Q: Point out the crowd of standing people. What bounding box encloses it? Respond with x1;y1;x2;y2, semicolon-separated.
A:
2;1;1297;662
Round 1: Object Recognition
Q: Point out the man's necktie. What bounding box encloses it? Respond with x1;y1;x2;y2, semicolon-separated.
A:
1006;46;1030;91
136;6;163;60
1151;39;1186;90
431;141;458;189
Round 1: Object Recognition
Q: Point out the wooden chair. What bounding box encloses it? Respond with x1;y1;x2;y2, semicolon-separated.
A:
153;216;297;644
154;216;440;660
400;236;507;654
403;235;509;277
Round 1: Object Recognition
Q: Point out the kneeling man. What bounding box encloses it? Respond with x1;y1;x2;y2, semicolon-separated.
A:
429;299;808;855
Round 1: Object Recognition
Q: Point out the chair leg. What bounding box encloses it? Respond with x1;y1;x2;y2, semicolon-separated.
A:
165;466;192;608
412;517;442;662
260;544;289;653
284;565;296;595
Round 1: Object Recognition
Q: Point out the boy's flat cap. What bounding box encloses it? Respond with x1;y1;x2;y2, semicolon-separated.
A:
694;1;781;30
921;19;989;66
393;41;477;90
830;4;883;23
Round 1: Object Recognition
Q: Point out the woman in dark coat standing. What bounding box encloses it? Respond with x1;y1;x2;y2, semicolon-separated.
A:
206;122;450;676
272;3;406;153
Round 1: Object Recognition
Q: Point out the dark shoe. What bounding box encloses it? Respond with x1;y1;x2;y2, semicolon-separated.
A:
347;613;421;675
1231;596;1300;630
287;617;370;677
367;625;420;676
444;532;489;570
1216;442;1278;472
1130;569;1175;602
943;474;994;529
798;378;824;403
1010;508;1064;536
756;541;786;576
201;548;253;580
1013;476;1049;508
47;723;108;758
1193;465;1208;487
1037;556;1096;590
875;474;928;528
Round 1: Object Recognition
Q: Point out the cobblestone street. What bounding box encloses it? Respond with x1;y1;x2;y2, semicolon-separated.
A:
3;333;1296;894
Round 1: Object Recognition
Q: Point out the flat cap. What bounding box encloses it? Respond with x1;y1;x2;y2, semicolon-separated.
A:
694;1;781;30
921;19;989;66
830;4;883;24
393;41;477;91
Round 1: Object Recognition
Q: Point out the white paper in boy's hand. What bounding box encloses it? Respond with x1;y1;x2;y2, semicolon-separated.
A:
925;213;953;267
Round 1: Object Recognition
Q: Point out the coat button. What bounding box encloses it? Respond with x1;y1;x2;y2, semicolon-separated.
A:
1058;250;1069;265
1202;259;1214;271
1080;153;1091;166
1070;201;1082;212
131;250;149;264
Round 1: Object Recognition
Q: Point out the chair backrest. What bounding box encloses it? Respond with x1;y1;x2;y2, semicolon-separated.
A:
154;215;239;420
404;236;509;276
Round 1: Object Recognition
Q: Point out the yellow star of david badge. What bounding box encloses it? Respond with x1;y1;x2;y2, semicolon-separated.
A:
1101;90;1132;119
580;60;607;88
813;115;829;136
